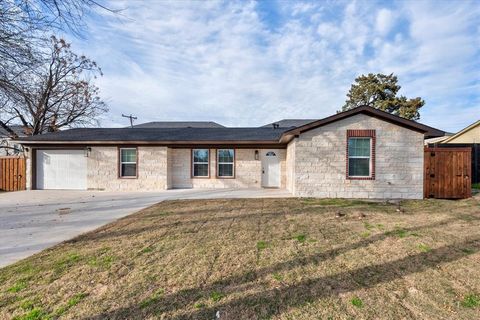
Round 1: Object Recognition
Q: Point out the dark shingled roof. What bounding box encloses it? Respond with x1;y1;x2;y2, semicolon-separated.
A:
281;106;446;139
16;127;288;143
131;121;224;128
261;119;317;128
15;106;446;145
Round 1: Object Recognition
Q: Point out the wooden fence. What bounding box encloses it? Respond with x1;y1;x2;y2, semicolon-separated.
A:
427;143;480;184
424;147;471;199
0;157;26;191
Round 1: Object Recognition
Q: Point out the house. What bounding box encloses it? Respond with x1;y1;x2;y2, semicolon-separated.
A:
0;125;28;156
261;119;317;128
425;119;480;184
441;120;480;144
424;135;451;145
15;106;446;199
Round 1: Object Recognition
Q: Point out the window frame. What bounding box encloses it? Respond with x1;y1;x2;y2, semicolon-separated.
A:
347;137;372;178
216;149;235;179
346;130;376;180
191;149;210;178
118;147;138;179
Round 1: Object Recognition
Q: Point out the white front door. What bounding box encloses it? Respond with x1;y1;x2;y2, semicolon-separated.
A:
36;150;87;190
261;150;280;188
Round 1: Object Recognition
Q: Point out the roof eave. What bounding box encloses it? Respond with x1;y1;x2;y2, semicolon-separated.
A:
14;140;283;146
442;120;480;143
280;106;444;139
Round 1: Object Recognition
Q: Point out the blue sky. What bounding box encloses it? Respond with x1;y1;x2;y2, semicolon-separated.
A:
69;0;479;131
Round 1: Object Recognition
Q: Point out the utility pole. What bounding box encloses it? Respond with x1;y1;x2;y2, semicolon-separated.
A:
122;114;137;128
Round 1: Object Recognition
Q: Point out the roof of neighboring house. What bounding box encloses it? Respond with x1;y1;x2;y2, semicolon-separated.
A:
442;120;480;143
131;121;225;128
424;135;451;145
0;125;29;138
261;119;317;128
16;106;446;145
15;127;287;144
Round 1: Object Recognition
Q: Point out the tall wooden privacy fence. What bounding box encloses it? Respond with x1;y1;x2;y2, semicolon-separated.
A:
0;157;26;191
427;143;480;184
424;147;471;199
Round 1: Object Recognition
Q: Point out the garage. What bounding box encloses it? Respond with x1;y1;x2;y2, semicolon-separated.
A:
36;150;87;190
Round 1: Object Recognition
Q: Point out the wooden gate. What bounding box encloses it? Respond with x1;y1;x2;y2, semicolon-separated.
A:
424;147;471;199
0;157;26;191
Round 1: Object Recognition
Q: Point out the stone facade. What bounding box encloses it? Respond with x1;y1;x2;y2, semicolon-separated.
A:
286;140;296;194
31;146;287;191
289;114;424;199
87;146;169;191
24;114;424;197
171;148;286;189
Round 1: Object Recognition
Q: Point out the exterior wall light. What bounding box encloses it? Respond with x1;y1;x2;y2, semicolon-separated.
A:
84;147;92;157
255;150;259;160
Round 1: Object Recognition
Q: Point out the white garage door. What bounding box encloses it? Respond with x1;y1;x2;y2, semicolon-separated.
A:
36;150;87;190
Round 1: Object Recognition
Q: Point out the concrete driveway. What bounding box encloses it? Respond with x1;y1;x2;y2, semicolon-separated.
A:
0;188;291;268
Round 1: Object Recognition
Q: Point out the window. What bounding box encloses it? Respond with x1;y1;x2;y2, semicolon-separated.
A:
120;148;137;178
348;138;371;177
192;149;209;177
217;149;234;178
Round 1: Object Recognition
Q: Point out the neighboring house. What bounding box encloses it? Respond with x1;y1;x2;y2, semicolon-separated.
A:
261;119;317;129
424;135;451;145
131;121;225;128
441;120;480;144
426;119;480;184
0;125;28;156
15;106;445;199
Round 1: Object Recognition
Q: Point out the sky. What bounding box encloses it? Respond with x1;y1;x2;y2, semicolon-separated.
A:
69;0;480;132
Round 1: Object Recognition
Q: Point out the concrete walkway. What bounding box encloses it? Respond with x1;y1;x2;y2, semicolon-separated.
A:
0;188;291;268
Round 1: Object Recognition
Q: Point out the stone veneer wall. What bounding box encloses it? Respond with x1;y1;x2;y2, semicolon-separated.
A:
171;148;286;189
166;148;173;189
87;146;168;191
285;140;296;193
25;148;32;190
291;114;424;199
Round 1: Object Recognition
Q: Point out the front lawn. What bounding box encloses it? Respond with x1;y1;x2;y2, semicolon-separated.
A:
1;198;479;319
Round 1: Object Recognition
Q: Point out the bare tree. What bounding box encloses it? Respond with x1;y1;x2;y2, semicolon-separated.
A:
0;36;108;136
0;1;117;136
0;0;117;76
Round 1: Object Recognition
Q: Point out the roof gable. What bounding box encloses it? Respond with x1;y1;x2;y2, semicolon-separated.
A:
280;106;445;140
442;120;480;143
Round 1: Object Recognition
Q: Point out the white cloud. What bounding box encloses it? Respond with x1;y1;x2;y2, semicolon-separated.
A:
375;9;394;35
71;0;479;132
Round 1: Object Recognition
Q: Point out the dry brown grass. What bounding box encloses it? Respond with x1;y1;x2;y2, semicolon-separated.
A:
1;197;480;320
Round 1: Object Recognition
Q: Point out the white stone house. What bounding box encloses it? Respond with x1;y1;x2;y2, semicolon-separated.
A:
15;106;445;199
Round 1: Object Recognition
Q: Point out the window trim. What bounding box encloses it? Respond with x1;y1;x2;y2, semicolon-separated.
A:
216;149;235;179
191;148;210;178
346;130;376;180
118;147;138;179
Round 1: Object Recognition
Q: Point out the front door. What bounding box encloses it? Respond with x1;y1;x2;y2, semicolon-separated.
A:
261;150;280;188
